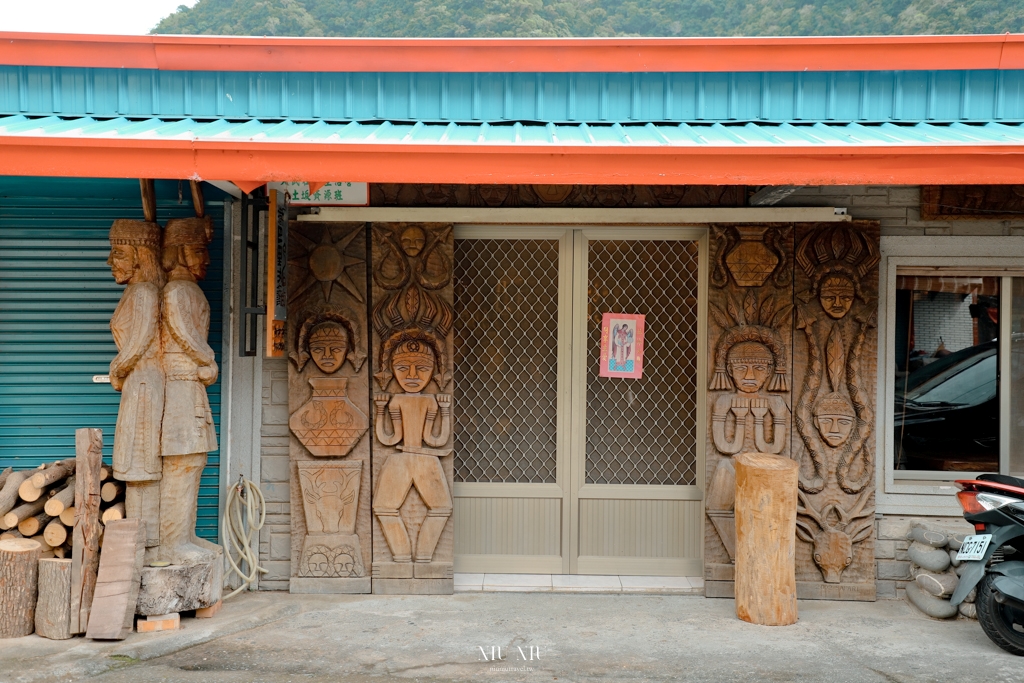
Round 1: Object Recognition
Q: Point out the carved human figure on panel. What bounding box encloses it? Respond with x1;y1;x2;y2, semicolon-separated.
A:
289;310;369;458
107;219;166;548
158;217;219;566
794;227;879;495
372;332;453;565
705;289;792;563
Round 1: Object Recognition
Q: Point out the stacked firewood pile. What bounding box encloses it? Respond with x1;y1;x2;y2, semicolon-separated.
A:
0;461;125;559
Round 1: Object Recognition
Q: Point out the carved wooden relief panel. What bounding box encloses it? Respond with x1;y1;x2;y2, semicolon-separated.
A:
704;224;794;598
370;222;455;595
791;222;879;601
287;221;371;593
370;184;746;208
921;185;1024;220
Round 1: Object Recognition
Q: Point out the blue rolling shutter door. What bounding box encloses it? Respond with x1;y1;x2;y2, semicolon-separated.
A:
0;178;224;541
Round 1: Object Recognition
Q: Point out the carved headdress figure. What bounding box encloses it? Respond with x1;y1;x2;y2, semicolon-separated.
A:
108;220;166;532
709;289;790;393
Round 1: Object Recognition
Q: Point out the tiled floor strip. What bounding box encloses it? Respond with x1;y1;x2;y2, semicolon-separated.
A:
454;573;704;594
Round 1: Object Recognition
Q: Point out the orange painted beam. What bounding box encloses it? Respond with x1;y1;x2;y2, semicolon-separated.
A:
2;136;1024;185
0;32;1022;73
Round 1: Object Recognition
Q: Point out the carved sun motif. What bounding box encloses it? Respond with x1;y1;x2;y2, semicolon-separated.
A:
290;225;364;304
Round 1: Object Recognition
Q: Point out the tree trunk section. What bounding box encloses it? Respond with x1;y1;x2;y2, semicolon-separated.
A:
0;538;42;638
44;477;76;517
101;502;125;524
0;471;32;518
35;558;72;640
44;520;68;548
71;428;103;635
3;498;46;530
30;460;76;490
734;451;799;626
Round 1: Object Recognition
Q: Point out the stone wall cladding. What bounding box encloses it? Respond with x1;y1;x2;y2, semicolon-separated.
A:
777;185;1024;236
259;357;291;591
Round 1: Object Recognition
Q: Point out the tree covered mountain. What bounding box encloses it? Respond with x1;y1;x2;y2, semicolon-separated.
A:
153;0;1024;37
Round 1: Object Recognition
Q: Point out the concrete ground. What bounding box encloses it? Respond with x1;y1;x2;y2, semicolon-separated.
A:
4;592;1024;683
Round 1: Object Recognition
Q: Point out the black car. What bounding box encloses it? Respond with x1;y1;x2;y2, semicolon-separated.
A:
894;341;999;472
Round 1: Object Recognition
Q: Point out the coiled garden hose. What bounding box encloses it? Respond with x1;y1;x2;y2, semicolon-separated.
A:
222;475;267;599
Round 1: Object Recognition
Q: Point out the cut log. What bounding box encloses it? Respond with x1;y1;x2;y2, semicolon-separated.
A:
18;478;45;503
44;477;77;517
101;502;125;524
100;467;111;482
0;529;24;541
44;520;68;548
19;512;53;538
59;506;76;527
0;467;12;491
734;451;799;627
35;558;73;640
30;459;76;490
0;470;32;518
3;498;46;530
70;428;103;635
0;538;42;638
100;482;123;503
85;519;146;641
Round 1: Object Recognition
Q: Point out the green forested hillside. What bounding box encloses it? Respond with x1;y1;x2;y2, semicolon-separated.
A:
153;0;1024;37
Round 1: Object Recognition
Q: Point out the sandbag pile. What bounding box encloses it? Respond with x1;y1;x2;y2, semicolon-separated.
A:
903;523;977;620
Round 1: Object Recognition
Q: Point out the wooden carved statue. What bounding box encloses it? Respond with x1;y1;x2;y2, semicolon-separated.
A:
287;222;371;592
157;217;220;566
791;222;879;598
371;223;455;593
107;219;166;549
704;225;794;599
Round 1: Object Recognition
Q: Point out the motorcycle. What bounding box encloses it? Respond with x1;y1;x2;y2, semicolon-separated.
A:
950;474;1024;655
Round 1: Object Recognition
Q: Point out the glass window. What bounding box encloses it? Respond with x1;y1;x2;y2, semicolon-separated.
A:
893;273;1000;473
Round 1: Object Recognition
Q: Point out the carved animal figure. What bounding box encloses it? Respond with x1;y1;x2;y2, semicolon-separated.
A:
795;489;873;583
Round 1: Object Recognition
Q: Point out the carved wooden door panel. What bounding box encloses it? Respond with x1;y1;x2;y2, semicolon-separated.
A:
570;229;706;576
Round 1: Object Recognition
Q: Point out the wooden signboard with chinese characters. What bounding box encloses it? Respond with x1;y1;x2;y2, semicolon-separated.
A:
266;190;289;358
370;223;455;595
704;225;794;598
287;221;372;593
790;222;879;601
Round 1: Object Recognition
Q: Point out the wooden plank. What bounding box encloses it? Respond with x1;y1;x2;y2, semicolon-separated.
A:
85;518;146;641
35;558;73;640
70;427;103;635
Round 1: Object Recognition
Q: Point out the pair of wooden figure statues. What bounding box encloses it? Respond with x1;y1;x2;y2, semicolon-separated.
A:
106;217;219;566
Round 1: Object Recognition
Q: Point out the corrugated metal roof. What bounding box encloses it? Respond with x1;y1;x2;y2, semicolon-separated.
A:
3;67;1024;124
3;115;1024;147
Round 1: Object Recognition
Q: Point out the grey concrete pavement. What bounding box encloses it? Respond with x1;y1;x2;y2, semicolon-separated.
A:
6;593;1024;683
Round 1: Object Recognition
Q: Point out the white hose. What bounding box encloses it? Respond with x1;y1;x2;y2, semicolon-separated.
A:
222;475;268;600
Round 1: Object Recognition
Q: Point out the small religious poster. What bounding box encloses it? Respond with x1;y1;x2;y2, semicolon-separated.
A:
599;313;645;378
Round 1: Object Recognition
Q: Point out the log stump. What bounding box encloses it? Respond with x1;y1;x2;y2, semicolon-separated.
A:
0;537;42;638
35;558;72;640
734;451;799;626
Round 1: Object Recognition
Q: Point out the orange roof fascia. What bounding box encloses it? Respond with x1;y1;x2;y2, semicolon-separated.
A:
2;136;1024;185
1;32;1023;72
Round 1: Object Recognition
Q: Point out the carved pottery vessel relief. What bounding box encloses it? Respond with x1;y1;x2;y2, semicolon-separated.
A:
287;222;372;591
290;377;369;457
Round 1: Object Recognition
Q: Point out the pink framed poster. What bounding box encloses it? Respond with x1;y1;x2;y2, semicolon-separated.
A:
599;313;645;379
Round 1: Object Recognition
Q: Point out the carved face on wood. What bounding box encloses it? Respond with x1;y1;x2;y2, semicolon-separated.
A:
814;393;856;447
819;275;855;320
182;244;211;281
308;322;350;374
727;341;774;394
400;227;427;257
392;340;435;393
107;245;137;284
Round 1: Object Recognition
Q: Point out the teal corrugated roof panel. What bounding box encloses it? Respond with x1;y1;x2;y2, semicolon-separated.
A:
4;115;1024;147
3;66;1024;124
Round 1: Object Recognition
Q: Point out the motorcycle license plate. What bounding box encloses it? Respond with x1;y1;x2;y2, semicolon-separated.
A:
956;534;993;562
